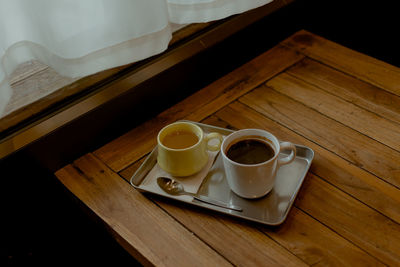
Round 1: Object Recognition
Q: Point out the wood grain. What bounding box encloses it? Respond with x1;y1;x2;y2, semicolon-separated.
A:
282;30;400;96
1;22;216;132
55;153;231;267
169;22;215;45
1;65;125;132
94;45;304;172
216;102;400;224
6;66;76;113
264;207;383;266
266;73;400;151
298;173;400;266
152;201;307;267
118;116;232;180
118;156;147;183
119;155;381;266
54;30;400;266
117;147;308;266
240;84;400;188
2;0;293;133
215;102;400;266
287;58;400;125
9;60;48;85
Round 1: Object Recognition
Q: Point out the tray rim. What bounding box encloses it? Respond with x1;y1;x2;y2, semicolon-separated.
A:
129;120;314;226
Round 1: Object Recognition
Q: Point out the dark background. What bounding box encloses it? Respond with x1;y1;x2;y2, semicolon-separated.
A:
2;0;398;265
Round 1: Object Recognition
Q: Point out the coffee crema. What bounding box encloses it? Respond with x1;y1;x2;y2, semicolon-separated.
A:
226;138;275;164
162;130;199;149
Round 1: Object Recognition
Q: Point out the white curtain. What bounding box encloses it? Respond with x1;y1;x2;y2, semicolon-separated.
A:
0;0;272;117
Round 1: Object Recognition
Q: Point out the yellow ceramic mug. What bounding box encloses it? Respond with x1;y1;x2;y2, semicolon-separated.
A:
157;122;223;176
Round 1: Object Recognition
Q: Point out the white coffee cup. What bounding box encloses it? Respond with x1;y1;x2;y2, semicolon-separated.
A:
221;129;296;199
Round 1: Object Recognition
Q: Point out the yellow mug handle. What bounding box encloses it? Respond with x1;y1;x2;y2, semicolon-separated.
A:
204;132;223;151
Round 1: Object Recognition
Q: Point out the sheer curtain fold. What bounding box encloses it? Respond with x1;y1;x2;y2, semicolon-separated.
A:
0;0;272;116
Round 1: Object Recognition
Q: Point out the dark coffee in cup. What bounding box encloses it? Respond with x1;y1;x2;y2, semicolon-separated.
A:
226;136;275;164
221;129;296;198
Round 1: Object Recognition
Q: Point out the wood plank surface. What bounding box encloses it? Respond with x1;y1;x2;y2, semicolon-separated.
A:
264;206;384;267
5;67;77;114
266;73;400;152
216;101;400;223
148;200;307;267
282;30;400;96
94;45;304;172
1;22;214;131
119;138;382;266
287;58;400;125
300;173;400;266
1;65;123;132
240;84;400;188
215;102;400;266
55;30;400;266
9;60;48;85
2;0;293;134
55;154;231;267
120;160;308;266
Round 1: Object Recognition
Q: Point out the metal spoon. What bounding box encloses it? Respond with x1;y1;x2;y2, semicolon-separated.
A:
157;177;242;212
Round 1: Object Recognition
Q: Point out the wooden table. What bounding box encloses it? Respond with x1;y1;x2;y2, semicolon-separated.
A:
55;30;400;266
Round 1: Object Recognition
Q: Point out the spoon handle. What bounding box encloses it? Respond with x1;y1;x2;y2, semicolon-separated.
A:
193;195;242;212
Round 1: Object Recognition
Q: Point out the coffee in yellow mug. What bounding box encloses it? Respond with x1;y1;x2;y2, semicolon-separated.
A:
157;121;223;176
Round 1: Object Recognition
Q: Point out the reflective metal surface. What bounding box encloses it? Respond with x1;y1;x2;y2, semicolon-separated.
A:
130;121;314;226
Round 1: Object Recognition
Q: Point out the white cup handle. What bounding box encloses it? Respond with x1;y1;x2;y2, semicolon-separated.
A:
205;132;223;151
278;142;296;166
